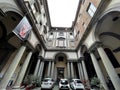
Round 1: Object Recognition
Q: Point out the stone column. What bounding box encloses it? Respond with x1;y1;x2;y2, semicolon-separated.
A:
34;58;41;76
0;46;26;89
39;62;44;81
38;61;43;77
47;61;51;77
81;58;88;81
97;45;120;90
54;67;57;81
14;51;32;88
51;61;55;78
81;57;90;87
79;63;84;80
67;62;70;79
70;62;74;78
77;63;81;79
90;52;108;90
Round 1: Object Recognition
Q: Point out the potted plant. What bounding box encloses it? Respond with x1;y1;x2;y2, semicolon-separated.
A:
90;76;100;90
22;74;41;89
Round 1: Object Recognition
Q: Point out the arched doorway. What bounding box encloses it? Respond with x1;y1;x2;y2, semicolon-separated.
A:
55;53;67;81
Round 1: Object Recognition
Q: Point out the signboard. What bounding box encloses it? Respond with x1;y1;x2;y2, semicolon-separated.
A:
13;16;32;41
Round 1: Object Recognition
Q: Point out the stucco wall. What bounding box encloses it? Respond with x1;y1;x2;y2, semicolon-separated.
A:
28;31;39;48
105;0;120;12
44;51;78;60
83;30;95;49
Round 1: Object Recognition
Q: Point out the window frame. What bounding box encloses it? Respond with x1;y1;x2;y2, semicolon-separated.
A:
87;2;96;17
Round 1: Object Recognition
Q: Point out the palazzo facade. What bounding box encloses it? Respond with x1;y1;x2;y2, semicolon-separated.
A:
0;0;120;90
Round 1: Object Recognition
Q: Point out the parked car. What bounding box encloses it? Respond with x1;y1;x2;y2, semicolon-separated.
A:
59;79;70;90
70;79;85;90
41;78;55;89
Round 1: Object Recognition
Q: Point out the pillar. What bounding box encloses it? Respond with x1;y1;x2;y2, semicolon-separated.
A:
97;46;120;90
34;58;41;76
51;61;55;78
47;61;51;77
39;62;44;81
81;57;90;88
77;63;81;79
38;61;42;77
90;52;108;90
81;58;88;81
79;63;84;80
0;46;26;89
67;62;70;79
14;51;32;88
70;62;74;78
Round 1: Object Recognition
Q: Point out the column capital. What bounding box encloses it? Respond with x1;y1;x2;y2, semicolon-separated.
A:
38;56;42;59
88;41;103;53
78;57;84;62
38;56;44;61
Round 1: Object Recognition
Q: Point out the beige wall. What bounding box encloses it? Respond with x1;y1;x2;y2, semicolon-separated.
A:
28;31;40;48
44;51;78;60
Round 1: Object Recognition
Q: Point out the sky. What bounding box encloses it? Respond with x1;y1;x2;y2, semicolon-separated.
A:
47;0;79;27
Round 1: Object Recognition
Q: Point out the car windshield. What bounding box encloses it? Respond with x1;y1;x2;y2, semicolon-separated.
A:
61;80;68;84
43;78;51;82
76;80;82;83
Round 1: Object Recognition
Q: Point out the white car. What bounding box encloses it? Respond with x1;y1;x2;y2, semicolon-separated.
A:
59;79;70;90
41;78;54;89
70;79;85;90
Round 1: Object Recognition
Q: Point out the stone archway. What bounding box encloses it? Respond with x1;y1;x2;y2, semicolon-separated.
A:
0;11;23;73
55;53;67;80
94;11;120;90
95;11;120;74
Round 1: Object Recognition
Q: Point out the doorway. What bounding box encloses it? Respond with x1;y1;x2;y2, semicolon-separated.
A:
57;67;64;80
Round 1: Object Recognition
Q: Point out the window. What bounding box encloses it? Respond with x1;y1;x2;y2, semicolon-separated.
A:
40;0;43;5
82;22;86;29
70;33;73;35
87;3;96;17
59;32;64;36
31;4;36;14
82;0;85;4
43;25;47;34
56;39;66;47
59;40;64;47
50;32;53;35
40;21;42;25
34;3;39;12
43;13;46;17
58;56;64;61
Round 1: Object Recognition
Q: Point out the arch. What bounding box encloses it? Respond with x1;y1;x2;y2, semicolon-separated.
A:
94;8;120;53
0;6;25;50
94;5;120;40
54;52;68;61
0;2;23;40
0;2;23;16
